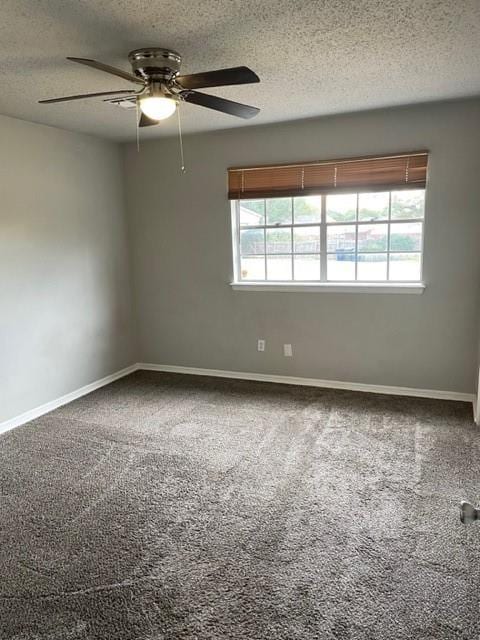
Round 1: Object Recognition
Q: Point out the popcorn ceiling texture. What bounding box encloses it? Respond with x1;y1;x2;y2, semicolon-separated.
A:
1;0;479;140
0;370;479;639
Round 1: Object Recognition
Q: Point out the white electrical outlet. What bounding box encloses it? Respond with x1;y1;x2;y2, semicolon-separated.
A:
283;344;293;357
257;339;266;352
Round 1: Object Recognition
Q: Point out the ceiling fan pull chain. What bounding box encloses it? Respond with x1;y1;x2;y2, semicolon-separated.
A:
177;104;186;173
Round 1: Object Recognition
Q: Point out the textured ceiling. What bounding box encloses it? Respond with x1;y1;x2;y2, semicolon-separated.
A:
1;0;480;141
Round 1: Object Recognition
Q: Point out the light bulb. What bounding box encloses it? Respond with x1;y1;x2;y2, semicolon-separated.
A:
139;96;176;120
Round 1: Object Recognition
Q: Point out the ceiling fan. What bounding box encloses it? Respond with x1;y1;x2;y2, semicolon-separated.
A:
39;47;260;126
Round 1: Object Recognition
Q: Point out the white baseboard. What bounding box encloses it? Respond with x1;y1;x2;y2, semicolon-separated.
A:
1;362;475;437
138;362;475;405
0;364;138;436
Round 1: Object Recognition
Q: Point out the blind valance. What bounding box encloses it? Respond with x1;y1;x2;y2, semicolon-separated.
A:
228;151;428;200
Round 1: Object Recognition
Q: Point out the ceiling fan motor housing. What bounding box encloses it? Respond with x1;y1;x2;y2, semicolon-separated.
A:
128;48;182;81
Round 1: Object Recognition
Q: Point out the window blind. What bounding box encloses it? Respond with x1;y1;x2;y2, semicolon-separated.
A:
228;151;428;200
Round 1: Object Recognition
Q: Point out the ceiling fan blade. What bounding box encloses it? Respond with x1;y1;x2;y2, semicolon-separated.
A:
182;91;260;119
39;89;138;104
67;57;145;85
176;66;259;90
139;112;159;127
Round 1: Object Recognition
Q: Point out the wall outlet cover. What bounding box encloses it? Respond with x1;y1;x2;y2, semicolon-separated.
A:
284;344;293;357
257;339;266;352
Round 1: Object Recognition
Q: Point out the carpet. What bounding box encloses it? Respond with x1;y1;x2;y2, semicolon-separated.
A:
1;371;479;639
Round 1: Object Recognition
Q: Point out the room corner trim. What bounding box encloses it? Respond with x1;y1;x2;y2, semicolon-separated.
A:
0;364;138;436
138;362;475;405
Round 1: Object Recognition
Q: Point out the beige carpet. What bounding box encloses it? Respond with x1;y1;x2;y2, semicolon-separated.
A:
1;370;479;639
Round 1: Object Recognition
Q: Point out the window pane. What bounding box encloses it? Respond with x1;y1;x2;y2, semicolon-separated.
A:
266;228;291;254
357;224;388;252
327;254;355;281
357;254;387;280
294;226;320;253
240;256;265;280
240;229;264;255
235;189;425;285
294;196;321;223
267;255;292;280
326;194;357;222
358;192;389;221
327;224;356;253
239;200;265;226
294;255;320;281
390;222;422;251
389;253;421;281
266;198;292;225
391;190;425;219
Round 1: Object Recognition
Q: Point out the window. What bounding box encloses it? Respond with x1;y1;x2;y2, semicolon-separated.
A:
232;189;425;284
229;152;428;289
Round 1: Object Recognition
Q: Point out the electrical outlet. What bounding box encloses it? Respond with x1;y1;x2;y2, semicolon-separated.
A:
257;339;266;352
283;343;293;357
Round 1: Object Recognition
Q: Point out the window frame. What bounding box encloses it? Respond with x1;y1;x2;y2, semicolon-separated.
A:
231;190;426;292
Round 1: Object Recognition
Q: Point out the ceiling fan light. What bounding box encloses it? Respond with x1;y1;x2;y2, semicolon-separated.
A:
139;96;176;120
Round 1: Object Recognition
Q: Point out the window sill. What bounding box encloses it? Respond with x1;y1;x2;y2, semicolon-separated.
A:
230;282;426;294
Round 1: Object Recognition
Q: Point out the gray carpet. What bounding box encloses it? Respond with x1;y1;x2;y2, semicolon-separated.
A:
1;371;480;639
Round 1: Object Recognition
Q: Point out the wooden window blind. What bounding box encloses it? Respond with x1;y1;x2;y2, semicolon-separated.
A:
228;151;428;200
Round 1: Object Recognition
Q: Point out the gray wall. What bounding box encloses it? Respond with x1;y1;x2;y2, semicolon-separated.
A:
125;99;480;394
0;115;135;423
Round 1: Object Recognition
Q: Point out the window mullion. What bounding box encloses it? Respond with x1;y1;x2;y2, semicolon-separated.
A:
386;191;391;280
354;193;359;281
235;201;241;281
290;198;294;281
263;200;267;280
320;195;327;281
